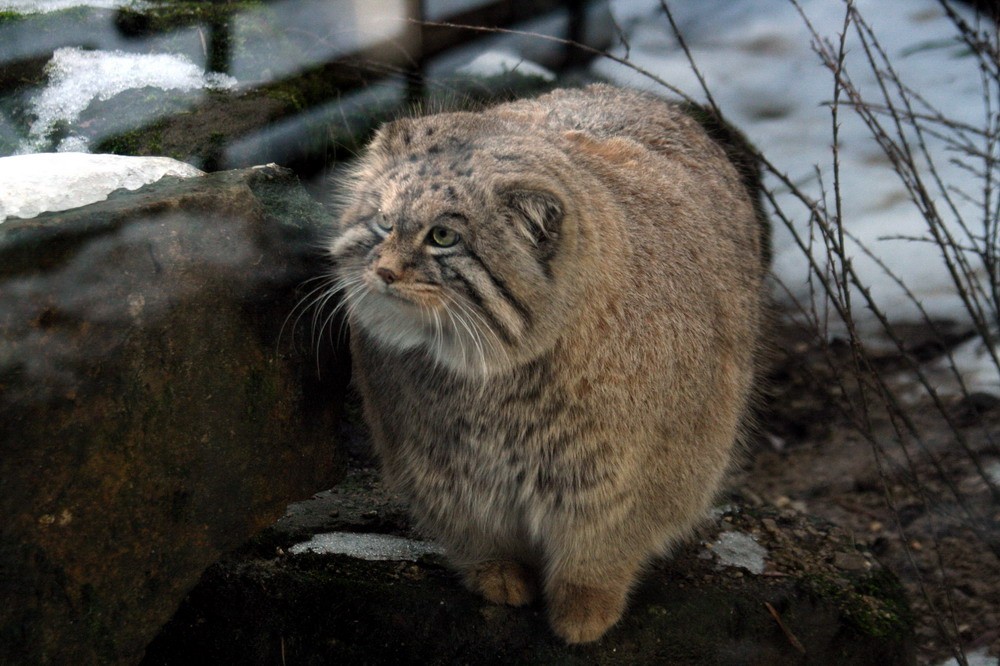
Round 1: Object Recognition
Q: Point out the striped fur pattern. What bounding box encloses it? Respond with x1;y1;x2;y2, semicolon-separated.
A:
327;84;767;643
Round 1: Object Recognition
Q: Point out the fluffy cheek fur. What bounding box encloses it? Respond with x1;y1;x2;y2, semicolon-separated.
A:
330;250;430;346
331;251;494;375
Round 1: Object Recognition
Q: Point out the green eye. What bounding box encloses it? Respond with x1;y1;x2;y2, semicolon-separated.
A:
428;226;460;248
375;211;393;232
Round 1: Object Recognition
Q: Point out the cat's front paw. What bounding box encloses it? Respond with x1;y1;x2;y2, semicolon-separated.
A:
546;581;627;644
464;559;537;607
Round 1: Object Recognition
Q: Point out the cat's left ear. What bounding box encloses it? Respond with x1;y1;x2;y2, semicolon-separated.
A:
502;188;564;250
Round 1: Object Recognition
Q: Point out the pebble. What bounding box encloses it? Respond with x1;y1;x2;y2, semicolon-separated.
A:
833;551;871;572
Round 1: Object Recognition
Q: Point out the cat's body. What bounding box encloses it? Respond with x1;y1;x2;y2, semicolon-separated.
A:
329;84;766;643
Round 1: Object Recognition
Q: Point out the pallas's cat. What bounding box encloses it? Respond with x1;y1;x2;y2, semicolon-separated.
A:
327;84;766;643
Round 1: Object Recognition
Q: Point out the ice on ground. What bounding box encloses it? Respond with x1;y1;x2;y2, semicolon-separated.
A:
289;532;444;561
0;0;138;11
456;50;556;82
0;153;203;222
711;531;767;575
20;47;236;154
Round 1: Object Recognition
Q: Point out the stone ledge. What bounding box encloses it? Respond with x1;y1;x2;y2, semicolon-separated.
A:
143;464;915;665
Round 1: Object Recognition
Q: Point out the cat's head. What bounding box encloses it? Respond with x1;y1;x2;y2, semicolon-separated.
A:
328;112;578;375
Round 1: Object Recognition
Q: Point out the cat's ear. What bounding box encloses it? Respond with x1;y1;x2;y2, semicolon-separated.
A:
503;189;564;250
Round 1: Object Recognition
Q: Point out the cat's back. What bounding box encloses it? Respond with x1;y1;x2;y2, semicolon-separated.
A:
495;84;763;351
497;84;737;174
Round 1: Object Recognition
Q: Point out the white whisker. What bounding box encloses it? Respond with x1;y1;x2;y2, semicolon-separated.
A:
313;279;368;374
444;300;488;379
432;306;445;363
447;291;510;371
278;274;340;352
443;291;507;377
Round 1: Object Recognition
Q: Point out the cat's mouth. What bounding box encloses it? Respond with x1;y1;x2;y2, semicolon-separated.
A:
367;275;444;310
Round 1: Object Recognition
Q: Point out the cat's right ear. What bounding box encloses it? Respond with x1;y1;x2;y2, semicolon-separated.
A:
370;118;416;156
503;188;564;257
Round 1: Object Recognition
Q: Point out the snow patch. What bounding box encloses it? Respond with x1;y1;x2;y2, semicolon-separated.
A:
927;337;1000;397
289;532;444;561
711;531;767;575
0;152;203;222
20;47;236;153
456;50;555;82
0;0;139;11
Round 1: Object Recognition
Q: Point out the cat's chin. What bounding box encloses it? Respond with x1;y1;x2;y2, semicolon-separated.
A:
352;292;433;352
352;293;501;377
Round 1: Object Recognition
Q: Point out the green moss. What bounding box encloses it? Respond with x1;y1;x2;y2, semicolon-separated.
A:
97;122;168;158
803;569;912;640
263;87;306;113
645;604;669;618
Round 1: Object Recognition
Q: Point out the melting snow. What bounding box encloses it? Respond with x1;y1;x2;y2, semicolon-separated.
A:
0;152;203;222
936;648;1000;666
0;0;138;11
20;47;236;154
457;50;556;82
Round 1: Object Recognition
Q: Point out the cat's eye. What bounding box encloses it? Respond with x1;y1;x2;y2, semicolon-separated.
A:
375;209;393;232
428;226;460;248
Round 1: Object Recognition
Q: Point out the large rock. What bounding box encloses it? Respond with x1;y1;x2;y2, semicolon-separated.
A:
0;165;348;664
142;462;915;665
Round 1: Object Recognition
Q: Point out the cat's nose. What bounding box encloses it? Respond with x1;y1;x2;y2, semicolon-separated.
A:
377;266;398;284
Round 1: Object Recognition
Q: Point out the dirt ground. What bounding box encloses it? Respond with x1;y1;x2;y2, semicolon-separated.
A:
737;320;1000;664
